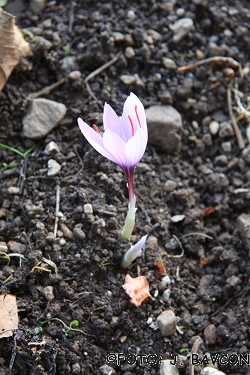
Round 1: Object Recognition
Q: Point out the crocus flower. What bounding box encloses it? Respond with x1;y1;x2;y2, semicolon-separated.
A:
121;235;147;268
78;93;148;240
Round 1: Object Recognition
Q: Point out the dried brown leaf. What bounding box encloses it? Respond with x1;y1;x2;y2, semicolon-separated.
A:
0;294;18;338
0;8;31;91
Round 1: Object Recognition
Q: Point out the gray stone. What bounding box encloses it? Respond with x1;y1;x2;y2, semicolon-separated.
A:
73;227;86;241
219;121;234;138
146;105;183;153
162;57;176;70
160;359;179;375
120;75;136;85
169;18;193;43
204;324;216;344
22;99;67;140
242;145;250;165
221;141;231;153
29;0;47;14
125;46;135;59
164;180;177;193
237;213;250;256
156;310;177;336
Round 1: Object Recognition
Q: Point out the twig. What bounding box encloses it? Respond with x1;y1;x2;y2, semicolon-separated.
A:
84;52;122;83
227;85;245;149
23;78;65;106
86;81;102;108
7;332;17;375
68;0;75;33
63;144;84;180
54;184;61;237
180;232;213;240
178;56;242;76
189;336;203;375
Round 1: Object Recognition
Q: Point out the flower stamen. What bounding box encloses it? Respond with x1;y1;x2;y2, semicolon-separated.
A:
135;105;141;128
128;115;135;136
93;124;100;134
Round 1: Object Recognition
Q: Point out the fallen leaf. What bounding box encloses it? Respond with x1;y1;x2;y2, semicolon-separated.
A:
0;8;31;91
0;294;18;338
155;259;167;275
200;256;211;265
202;207;215;217
122;274;152;307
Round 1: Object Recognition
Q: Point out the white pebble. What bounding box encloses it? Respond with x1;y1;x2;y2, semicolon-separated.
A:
163;289;171;302
209;120;220;135
47;159;61;176
84;203;93;215
44;141;60;155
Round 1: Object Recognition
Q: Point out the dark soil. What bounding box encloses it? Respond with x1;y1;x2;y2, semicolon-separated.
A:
1;0;250;374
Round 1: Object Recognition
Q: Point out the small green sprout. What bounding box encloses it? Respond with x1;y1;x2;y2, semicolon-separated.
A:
0;143;34;174
63;43;71;56
35;318;92;336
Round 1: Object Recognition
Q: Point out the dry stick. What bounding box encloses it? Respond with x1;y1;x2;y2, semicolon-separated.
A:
84;52;122;107
84;52;122;83
24;78;65;105
54;184;61;237
178;56;242;74
227;85;245;149
189;336;203;375
7;332;17;375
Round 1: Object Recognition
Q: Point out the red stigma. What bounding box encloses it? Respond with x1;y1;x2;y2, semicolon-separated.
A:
93;124;100;134
135;105;141;128
128;115;135;136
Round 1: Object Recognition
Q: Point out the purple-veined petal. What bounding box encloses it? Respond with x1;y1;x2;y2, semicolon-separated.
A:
102;128;128;168
103;103;131;143
124;128;148;167
78;118;118;164
121;93;148;139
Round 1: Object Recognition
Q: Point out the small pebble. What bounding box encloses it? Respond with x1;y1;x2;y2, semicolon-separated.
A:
44;141;60;155
60;223;73;239
99;364;116;375
125;46;135;59
164;180;177;193
214;155;228;166
47;159;61;176
162;289;171;302
73;227;86;241
68;70;81;80
43;286;54;301
204;324;216;344
8;187;20;195
176;8;185;17
221;141;231;153
120;75;136;85
171;214;185;223
162;57;176;70
219;121;234;138
0;241;8;252
84;203;93;215
202;133;212;147
162;275;171;284
156;310;177;336
209;120;220;135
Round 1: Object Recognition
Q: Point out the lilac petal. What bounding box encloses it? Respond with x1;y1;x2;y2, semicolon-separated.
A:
102;128;127;168
124;128;147;167
77;118;118;164
103;103;131;143
121;93;148;139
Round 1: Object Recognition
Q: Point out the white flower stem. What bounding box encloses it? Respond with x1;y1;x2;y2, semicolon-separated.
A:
120;194;137;240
